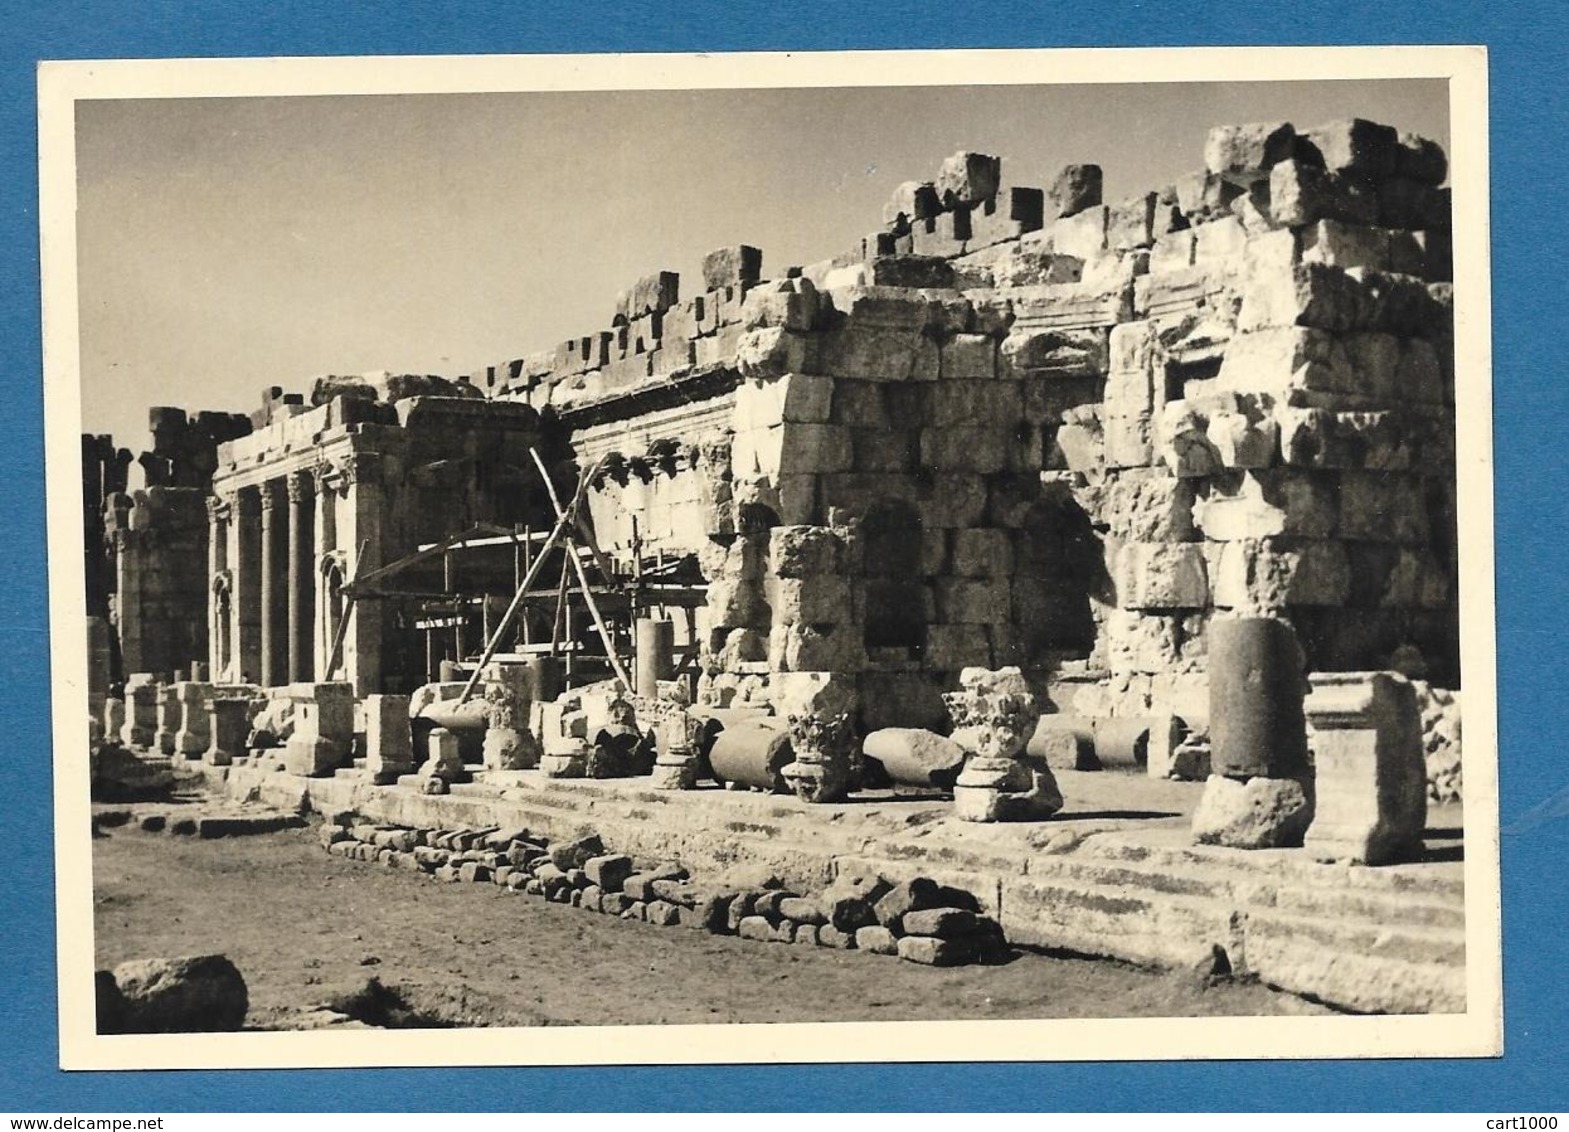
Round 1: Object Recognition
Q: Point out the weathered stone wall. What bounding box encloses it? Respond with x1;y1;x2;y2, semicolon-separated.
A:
482;118;1455;736
104;486;211;678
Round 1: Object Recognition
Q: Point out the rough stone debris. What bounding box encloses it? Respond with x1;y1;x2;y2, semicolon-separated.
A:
103;954;249;1033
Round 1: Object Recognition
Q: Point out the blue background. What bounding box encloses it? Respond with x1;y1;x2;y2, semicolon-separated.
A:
2;0;1565;1112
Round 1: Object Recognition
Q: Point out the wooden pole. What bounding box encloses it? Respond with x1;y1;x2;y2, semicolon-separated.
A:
527;448;634;693
323;539;371;681
454;456;604;705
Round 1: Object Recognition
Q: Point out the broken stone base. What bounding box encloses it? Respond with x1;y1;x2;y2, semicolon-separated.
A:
540;749;588;779
482;726;541;772
952;756;1064;822
1191;774;1314;849
649;753;698;790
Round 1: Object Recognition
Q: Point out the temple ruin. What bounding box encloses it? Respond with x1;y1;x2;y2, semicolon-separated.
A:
82;116;1469;1012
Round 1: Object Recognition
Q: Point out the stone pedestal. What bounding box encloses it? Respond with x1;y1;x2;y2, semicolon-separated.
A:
539;733;588;779
205;698;250;766
153;684;180;755
417;726;469;784
481;662;541;771
363;693;415;785
121;675;158;749
1194;617;1313;848
282;682;354;777
1303;672;1428;866
947;667;1061;822
103;698;126;745
173;681;214;758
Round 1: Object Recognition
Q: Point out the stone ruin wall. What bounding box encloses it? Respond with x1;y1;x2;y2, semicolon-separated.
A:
460;116;1457;741
207;376;555;695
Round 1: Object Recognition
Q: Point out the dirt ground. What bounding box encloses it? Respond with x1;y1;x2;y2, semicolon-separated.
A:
91;819;1331;1029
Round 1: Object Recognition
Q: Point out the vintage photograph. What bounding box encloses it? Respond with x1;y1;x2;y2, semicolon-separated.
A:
40;48;1498;1068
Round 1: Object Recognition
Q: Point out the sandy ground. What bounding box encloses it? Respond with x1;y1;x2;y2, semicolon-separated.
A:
91;817;1331;1030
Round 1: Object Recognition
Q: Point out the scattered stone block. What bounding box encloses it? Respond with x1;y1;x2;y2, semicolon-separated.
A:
702;245;762;291
583;854;635;893
1192;774;1314;849
1048;164;1102;219
897;935;976;967
855;925;900;955
737;915;774;942
902;907;980;939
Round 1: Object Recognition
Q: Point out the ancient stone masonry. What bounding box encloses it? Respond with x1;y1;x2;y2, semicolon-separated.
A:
456;117;1456;775
206;374;555;694
86;116;1462;856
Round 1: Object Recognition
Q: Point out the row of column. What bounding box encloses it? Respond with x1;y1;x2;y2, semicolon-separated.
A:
209;454;383;693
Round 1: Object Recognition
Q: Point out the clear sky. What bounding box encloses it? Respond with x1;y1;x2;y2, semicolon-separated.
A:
75;77;1449;458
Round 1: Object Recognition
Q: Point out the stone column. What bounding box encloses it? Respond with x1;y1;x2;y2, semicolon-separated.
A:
1192;617;1315;849
259;480;284;687
205;697;250;766
311;463;338;677
232;487;262;685
947;666;1062;822
1303;672;1428;865
206;496;229;680
635;617;676;697
286;471;315;684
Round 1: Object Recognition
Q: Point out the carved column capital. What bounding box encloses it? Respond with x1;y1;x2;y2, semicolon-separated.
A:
285;468;315;504
258;479;284;514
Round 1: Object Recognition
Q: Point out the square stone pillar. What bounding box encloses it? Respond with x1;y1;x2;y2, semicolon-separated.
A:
1303;672;1428;866
121;674;158;749
172;681;214;758
153;683;180;755
282;682;355;777
363;693;414;784
205;697;250;766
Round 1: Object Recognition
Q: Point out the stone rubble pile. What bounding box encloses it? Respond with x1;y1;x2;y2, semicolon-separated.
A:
319;816;1008;967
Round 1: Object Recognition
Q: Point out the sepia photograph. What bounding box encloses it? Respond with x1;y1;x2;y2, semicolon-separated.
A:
38;46;1499;1070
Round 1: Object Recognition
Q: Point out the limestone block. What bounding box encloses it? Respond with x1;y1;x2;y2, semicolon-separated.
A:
103;697;126;742
1204;121;1297;184
1026;715;1098;770
1337;470;1430;544
951;528;1013;578
922;474;989;529
153;685;179;755
1268;159;1375;229
1156;402;1223;479
1207;406;1279;469
934;578;1011;625
1208;616;1309;778
1191;216;1248;266
736;327;813;380
924;624;992;669
812;323;939;383
1054;410;1104;473
769;575;853;625
884;180;942;225
969;186;1046;246
1048;164;1102;219
1193;469;1337;542
919;426;1010;474
1212;538;1351;611
1236;262;1366;335
283;682;354;778
361;693;413;784
1174;169;1244;222
768;622;864;674
1303;672;1427;865
1143;715;1197;780
936;151;1002;208
702;245;762;290
926;381;1019;429
1107;609;1207;677
1303;118;1401;184
172;682;213;758
203;698;249;767
740;280;819;334
1300;219;1391;272
1277;407;1414;471
859;728;963;789
1106;322;1156;397
1046;205;1108;261
1107;192;1157;250
1191;774;1314;849
1115;542;1209;610
939;334;997;380
1149;228;1197;273
765;526;839;580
